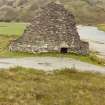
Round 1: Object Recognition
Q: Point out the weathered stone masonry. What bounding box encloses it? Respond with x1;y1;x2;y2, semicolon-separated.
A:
9;2;89;55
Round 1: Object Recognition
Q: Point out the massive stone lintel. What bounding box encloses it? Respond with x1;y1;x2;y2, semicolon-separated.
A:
9;2;89;55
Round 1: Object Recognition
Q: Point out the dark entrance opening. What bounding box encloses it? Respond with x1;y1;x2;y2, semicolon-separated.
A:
60;48;68;53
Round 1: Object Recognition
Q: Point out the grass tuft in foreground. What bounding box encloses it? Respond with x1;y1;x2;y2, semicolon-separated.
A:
97;24;105;32
0;67;105;105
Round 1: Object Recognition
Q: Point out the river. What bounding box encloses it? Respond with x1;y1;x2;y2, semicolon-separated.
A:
77;25;105;57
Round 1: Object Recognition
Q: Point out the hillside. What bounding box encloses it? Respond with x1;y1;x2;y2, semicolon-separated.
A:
0;0;105;25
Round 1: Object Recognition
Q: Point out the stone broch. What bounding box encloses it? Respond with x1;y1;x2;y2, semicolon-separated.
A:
9;2;89;55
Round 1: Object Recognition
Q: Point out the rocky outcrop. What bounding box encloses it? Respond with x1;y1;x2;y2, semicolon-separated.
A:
9;2;89;55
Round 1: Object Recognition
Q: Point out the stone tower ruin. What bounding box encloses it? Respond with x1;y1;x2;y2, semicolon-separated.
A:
9;2;89;55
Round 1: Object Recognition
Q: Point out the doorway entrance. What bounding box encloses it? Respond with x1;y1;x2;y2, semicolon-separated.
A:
60;47;68;53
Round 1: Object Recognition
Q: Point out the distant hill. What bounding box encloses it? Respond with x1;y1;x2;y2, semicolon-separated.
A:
0;0;105;25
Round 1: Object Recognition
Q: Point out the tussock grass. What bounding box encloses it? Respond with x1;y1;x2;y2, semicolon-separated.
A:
89;53;105;65
0;67;105;105
97;24;105;32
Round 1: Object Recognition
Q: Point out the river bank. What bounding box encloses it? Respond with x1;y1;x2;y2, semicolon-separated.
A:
77;25;105;58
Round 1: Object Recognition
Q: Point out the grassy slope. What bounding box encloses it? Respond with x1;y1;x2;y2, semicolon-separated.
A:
1;0;105;25
0;67;105;105
19;0;105;25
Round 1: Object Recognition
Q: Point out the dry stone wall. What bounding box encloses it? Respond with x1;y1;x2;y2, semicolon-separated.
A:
9;2;89;55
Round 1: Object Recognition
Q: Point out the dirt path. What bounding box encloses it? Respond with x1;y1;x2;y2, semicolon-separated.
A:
0;57;105;73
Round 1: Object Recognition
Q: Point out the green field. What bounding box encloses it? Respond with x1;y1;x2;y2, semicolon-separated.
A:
0;67;105;105
0;22;27;36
